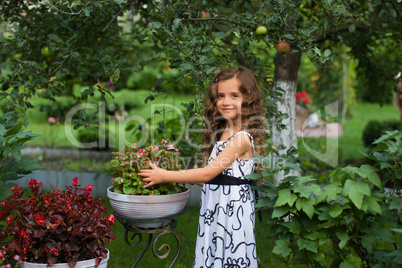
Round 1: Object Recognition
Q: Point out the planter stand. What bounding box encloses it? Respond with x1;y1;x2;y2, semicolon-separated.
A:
114;208;186;268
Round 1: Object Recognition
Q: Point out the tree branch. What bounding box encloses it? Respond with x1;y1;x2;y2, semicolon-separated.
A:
368;0;388;25
101;2;131;33
312;23;370;43
188;17;252;29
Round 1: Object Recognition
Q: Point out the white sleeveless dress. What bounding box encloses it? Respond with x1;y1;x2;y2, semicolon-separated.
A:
193;131;258;268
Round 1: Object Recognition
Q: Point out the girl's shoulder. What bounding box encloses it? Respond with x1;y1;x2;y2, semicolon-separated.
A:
226;131;254;144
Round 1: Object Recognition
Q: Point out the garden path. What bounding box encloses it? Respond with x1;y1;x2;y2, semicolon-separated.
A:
297;122;342;138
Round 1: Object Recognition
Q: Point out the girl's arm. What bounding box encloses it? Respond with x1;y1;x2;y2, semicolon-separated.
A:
138;132;253;188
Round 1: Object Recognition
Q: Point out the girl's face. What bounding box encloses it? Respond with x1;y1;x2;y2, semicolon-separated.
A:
216;77;243;123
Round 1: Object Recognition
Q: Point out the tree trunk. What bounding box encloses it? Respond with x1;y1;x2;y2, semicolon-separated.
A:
271;49;302;184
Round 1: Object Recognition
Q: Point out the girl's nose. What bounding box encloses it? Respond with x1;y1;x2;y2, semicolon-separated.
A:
222;97;230;105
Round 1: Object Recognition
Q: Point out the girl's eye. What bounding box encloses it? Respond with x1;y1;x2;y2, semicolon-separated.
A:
233;94;239;98
217;94;224;98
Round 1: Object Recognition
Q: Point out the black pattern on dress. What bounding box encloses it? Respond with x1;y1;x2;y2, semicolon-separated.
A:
193;131;258;267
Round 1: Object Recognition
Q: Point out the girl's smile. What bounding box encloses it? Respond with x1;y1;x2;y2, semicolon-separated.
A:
216;77;243;124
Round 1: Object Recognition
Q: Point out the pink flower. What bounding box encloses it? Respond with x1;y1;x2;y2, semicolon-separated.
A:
167;144;174;150
107;214;115;223
48;117;56;124
133;142;137;148
120;178;123;183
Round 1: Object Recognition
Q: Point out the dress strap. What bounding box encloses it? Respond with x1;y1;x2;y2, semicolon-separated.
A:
226;131;255;148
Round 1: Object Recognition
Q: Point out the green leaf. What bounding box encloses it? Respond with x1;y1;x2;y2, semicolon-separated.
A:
371;226;395;243
283;218;301;234
339;262;356;268
305;231;329;245
389;197;402;210
361;195;382;215
212;32;227;40
275;189;297;207
329;202;344;218
10;143;24;160
349;24;356;32
244;173;262;180
272;239;291;257
343;180;364;209
147;22;163;30
109;68;120;85
336;232;350;249
172;18;182;30
319;183;341;202
83;6;93;16
123;186;133;194
255;197;275;208
295;197;316;219
0;123;6;136
357;165;382;188
297;238;317;253
361;234;376;254
356;180;371;196
113;188;123;194
272;206;290;218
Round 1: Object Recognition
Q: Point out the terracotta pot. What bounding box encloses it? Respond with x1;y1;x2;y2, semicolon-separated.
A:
107;187;190;228
296;105;309;130
20;249;109;268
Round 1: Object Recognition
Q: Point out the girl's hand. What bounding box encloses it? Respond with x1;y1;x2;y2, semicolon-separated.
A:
138;163;166;188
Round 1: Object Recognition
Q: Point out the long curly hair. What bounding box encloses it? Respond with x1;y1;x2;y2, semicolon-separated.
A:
202;67;267;165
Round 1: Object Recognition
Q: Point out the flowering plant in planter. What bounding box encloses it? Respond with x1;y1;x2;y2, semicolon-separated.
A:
0;178;116;268
110;139;183;195
0;245;15;268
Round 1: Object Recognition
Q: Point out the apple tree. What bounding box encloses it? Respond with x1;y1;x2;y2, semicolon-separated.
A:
1;0;401;184
136;0;402;181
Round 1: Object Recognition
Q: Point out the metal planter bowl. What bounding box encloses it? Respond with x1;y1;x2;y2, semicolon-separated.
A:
107;186;190;228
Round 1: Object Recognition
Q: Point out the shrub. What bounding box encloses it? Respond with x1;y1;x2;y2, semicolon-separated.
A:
0;178;116;267
76;127;110;150
362;119;402;147
248;131;402;267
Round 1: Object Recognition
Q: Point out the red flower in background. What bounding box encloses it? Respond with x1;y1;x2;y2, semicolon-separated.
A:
295;91;311;108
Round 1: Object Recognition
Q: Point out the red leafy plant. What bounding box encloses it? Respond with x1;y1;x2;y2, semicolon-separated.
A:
0;178;116;268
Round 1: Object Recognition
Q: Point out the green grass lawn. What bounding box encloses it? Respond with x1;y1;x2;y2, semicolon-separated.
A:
24;89;194;149
338;102;399;163
105;204;301;268
298;102;399;168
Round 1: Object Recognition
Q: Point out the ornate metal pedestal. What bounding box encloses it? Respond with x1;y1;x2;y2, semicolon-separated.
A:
114;209;185;268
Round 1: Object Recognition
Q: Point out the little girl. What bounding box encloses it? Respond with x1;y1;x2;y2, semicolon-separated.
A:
139;67;266;268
